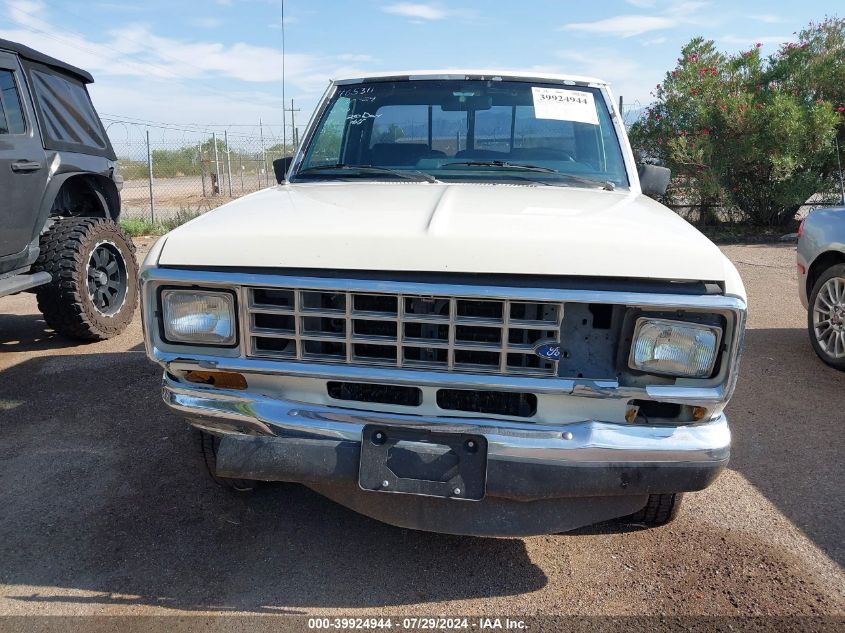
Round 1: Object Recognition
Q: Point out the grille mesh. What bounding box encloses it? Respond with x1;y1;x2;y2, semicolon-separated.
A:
246;287;563;376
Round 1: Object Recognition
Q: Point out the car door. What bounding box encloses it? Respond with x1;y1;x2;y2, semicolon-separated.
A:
0;50;48;259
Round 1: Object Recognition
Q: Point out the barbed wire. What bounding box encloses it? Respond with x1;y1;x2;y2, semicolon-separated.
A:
102;116;293;142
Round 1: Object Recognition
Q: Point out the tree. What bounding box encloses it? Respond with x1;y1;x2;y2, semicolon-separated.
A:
374;123;406;144
769;17;845;120
769;17;845;190
630;30;841;227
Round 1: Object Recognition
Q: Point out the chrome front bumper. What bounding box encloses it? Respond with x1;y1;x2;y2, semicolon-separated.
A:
163;375;730;493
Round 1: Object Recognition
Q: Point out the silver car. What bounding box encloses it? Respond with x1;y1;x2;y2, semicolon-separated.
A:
798;206;845;370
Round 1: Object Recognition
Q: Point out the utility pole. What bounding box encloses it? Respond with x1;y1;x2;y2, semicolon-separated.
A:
284;99;301;152
281;0;286;158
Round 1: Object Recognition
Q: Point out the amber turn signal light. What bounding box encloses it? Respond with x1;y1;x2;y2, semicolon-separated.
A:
184;370;248;390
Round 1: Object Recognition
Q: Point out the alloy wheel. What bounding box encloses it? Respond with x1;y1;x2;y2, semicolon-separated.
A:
812;276;845;359
86;240;128;316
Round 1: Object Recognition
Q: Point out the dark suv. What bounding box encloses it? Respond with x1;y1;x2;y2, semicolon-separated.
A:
1;39;136;339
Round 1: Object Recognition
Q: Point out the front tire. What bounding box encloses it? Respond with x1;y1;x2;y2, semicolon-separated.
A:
808;263;845;371
197;430;257;492
34;217;138;341
623;493;683;527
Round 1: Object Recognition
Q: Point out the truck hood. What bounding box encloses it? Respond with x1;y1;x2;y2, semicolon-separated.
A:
157;182;729;282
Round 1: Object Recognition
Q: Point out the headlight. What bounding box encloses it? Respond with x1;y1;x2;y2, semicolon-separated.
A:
161;289;237;346
629;318;721;378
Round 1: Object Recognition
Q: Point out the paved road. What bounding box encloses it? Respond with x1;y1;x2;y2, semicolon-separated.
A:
0;242;843;618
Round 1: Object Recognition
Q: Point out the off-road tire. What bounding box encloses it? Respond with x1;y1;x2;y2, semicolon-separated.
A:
33;217;138;341
197;429;257;493
807;263;845;371
624;493;683;527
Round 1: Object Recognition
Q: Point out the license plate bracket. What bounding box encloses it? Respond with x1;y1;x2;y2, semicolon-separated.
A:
358;425;487;500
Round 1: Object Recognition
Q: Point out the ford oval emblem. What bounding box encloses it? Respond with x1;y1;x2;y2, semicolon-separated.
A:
534;342;562;361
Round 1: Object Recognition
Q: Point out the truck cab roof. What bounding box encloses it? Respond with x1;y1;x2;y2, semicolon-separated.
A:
331;69;608;87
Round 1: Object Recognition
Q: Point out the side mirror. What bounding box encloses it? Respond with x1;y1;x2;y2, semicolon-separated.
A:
637;164;671;196
273;157;293;184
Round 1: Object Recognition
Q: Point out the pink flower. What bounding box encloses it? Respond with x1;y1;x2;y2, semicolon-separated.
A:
701;128;710;135
756;42;762;48
838;106;845;112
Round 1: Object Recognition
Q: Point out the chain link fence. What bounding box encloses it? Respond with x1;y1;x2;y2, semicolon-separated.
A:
106;119;300;221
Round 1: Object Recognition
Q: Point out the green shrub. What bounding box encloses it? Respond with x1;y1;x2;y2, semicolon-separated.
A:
120;207;206;236
630;22;842;227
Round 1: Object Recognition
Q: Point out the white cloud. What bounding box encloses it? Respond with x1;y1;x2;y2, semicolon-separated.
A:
642;36;667;46
0;0;367;87
383;3;447;21
562;15;677;38
665;1;709;17
7;0;47;28
0;0;376;123
552;49;660;106
562;1;712;38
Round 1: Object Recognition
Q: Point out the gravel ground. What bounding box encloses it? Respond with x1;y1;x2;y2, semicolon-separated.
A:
0;241;843;624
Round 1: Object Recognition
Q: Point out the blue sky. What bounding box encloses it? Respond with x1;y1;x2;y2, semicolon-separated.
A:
0;0;838;136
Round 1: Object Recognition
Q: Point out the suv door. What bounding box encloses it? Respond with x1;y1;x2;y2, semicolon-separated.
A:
0;51;48;259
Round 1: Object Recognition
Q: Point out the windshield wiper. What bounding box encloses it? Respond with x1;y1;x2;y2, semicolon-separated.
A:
442;161;615;191
297;164;438;183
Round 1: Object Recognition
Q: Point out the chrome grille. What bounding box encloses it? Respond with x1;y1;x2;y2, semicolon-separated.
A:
246;287;563;376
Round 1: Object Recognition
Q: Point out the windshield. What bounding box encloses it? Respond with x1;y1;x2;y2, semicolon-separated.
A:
293;79;628;187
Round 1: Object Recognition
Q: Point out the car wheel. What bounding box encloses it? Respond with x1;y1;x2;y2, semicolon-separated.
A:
197;429;257;492
34;217;138;340
808;263;845;371
623;493;683;527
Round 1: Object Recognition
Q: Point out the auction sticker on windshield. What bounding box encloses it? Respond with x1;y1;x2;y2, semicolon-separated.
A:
531;87;599;125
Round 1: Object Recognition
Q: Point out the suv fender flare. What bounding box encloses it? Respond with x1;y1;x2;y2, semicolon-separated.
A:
34;172;120;236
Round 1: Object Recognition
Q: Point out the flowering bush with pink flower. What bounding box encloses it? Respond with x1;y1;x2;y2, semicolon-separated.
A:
630;20;844;227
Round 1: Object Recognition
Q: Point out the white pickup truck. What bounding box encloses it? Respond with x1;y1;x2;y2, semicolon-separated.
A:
141;71;746;536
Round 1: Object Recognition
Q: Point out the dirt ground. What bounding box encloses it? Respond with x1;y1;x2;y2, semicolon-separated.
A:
0;242;843;624
120;177;269;219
